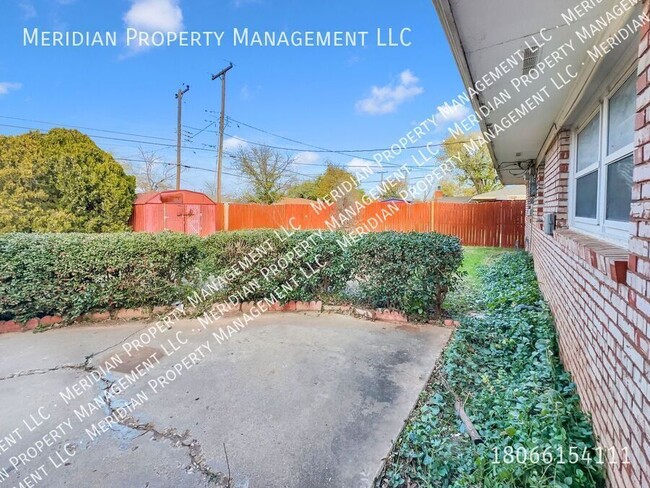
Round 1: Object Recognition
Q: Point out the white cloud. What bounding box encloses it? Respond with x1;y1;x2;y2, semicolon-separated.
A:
19;1;36;19
294;151;319;165
124;0;183;33
347;157;375;173
222;136;248;152
436;103;471;124
0;82;22;96
347;55;361;66
356;70;424;115
240;84;261;101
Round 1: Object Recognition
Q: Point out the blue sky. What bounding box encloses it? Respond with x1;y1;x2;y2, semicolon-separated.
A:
0;0;469;197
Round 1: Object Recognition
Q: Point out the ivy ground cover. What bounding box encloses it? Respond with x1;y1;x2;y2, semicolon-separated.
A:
379;251;605;488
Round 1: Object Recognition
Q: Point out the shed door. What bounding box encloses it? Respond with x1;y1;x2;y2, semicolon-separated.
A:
184;205;201;235
164;203;185;233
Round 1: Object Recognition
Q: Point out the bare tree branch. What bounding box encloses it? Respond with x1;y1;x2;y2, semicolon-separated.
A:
134;147;174;192
230;146;295;203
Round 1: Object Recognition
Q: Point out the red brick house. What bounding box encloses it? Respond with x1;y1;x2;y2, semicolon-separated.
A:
432;0;649;486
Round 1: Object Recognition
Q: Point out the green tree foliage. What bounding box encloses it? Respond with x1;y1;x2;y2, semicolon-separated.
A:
377;178;408;200
286;179;319;199
439;178;476;197
0;129;136;232
287;163;363;201
437;133;502;196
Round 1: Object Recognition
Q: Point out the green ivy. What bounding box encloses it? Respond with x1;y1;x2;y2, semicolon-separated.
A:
381;252;605;488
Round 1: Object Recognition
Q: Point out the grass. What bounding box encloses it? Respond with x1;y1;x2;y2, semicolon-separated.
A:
444;246;508;314
460;246;508;285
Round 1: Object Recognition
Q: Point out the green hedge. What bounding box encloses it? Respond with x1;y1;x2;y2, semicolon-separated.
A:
347;232;463;319
0;230;462;322
0;233;202;321
196;230;350;304
383;252;604;488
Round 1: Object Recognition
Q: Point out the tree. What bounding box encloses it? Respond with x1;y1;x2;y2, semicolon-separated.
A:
286;180;319;200
129;147;174;192
377;178;408;200
231;146;295;204
286;163;362;202
200;180;243;202
439;178;475;197
201;180;217;200
437;133;502;195
0;128;136;233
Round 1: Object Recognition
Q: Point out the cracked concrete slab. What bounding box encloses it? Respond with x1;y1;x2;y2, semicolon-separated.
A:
0;312;450;488
0;322;149;379
0;369;215;488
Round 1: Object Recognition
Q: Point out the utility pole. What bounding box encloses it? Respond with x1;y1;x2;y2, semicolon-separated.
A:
175;84;190;190
211;62;233;203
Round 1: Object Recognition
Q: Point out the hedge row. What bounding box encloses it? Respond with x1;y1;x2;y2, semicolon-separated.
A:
383;252;604;488
0;230;463;322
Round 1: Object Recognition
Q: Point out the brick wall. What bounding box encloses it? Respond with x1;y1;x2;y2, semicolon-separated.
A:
534;162;545;227
541;130;570;229
529;227;648;487
525;5;650;487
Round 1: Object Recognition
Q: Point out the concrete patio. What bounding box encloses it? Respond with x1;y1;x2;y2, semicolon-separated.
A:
0;312;450;488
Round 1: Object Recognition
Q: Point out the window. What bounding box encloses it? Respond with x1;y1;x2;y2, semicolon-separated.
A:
570;73;635;243
575;113;600;219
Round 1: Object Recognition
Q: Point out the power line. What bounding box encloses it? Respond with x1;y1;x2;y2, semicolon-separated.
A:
1;113;472;157
192;123;469;155
0;123;217;154
185;121;215;141
184;124;417;170
0;122;443;183
223;115;473;154
0;115;176;142
0;117;463;186
217;114;377;163
0;121;367;177
0;121;311;181
119;156;247;180
0;114;468;170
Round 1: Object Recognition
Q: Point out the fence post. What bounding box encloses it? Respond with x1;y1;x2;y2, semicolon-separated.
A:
498;202;504;248
224;202;229;231
430;200;435;232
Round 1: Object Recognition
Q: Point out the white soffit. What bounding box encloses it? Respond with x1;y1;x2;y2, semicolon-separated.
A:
436;0;642;183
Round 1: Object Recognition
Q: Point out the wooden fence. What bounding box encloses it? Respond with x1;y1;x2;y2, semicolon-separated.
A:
212;200;525;248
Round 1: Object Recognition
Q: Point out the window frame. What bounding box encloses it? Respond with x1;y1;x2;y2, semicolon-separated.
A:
569;68;636;245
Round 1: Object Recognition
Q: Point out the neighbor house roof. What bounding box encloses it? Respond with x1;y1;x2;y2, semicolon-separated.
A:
471;185;526;202
439;196;472;203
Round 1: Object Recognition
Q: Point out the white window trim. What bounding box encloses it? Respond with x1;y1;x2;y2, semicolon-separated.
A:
568;67;636;246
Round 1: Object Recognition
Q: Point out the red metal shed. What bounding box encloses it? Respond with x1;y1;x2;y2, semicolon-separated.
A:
130;190;217;236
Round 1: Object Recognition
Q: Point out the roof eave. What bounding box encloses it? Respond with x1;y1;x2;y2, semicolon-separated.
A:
431;0;509;184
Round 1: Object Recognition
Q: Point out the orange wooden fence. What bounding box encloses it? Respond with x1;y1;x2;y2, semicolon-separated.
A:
207;200;525;248
225;203;334;230
431;201;525;247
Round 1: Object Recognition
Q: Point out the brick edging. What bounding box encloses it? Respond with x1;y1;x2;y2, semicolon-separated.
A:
0;301;459;335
